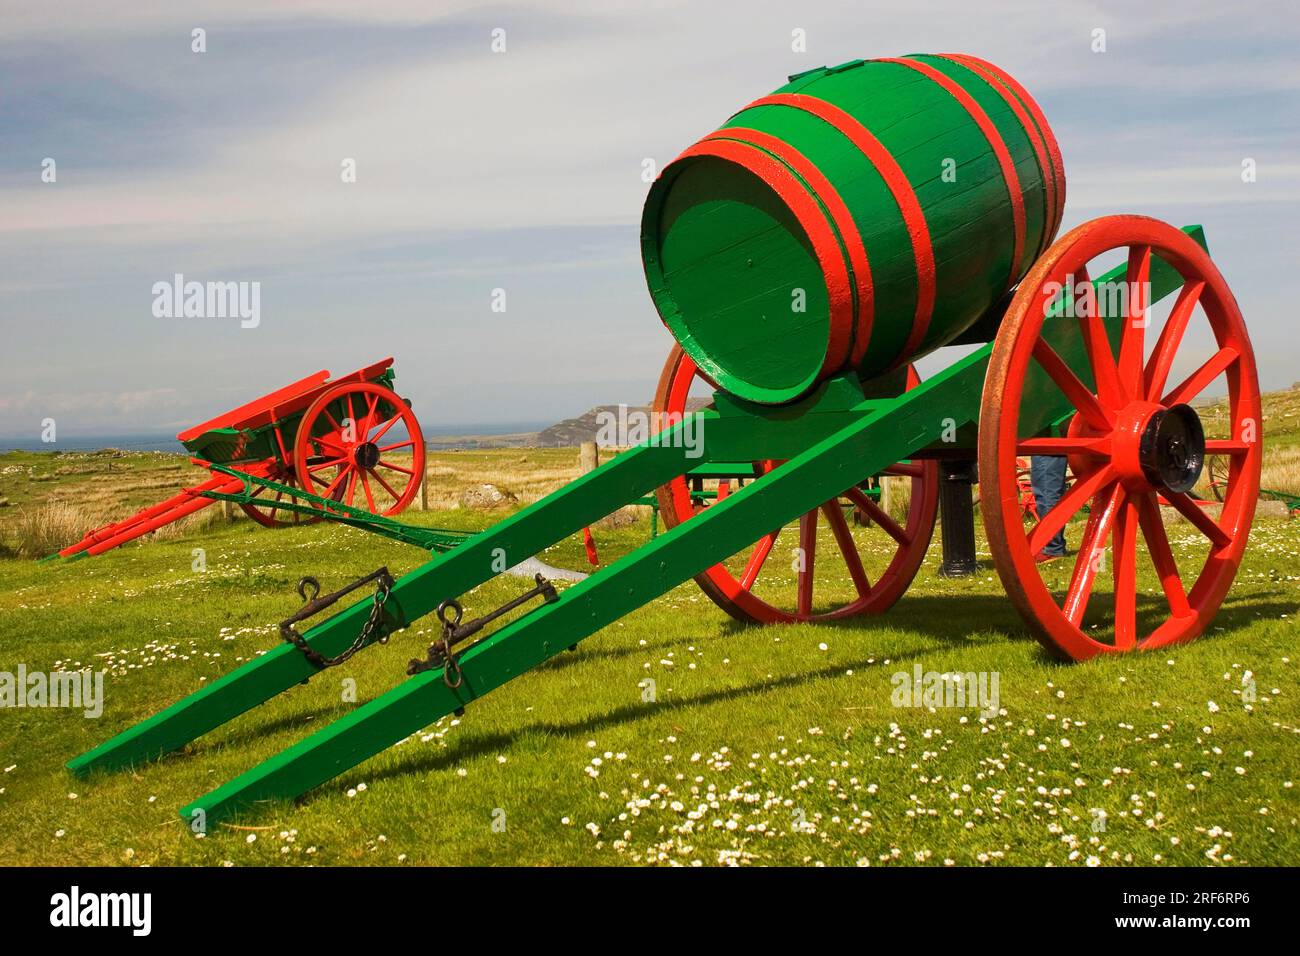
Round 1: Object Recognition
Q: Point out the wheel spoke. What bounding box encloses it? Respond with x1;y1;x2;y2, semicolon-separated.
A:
883;462;924;478
1032;339;1113;431
797;510;818;617
378;439;415;453
1204;439;1250;456
312;433;349;455
345;469;358;507
1027;465;1116;556
360;471;376;512
368;468;402;503
1112;498;1140;650
1072;264;1124;408
845;486;909;546
377;459;415;476
1062;483;1124;625
1134;491;1192;619
1016;436;1112;457
1164;491;1233;550
361;394;380;438
1144;280;1203;401
370;413;402;445
1117;245;1151;391
1161;347;1239;407
739;530;780;590
821;501;872;597
321;469;348;500
306;456;348;472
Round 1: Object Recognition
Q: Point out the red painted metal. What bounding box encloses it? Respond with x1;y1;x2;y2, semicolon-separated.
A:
669;138;856;382
939;53;1066;240
938;53;1063;253
979;216;1262;660
653;345;939;623
744;93;937;368
706;127;876;362
878;56;1026;285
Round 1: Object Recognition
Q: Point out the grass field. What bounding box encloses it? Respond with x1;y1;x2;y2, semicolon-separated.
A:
0;392;1297;867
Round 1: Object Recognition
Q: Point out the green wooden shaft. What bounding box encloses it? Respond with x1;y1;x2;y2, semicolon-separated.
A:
67;438;682;776
67;396;872;777
180;368;985;824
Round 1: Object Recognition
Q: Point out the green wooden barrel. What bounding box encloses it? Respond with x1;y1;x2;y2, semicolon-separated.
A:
641;53;1065;404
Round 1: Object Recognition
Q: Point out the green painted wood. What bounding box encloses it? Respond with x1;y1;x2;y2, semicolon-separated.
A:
179;366;986;824
76;228;1203;820
642;55;1058;404
66;390;876;778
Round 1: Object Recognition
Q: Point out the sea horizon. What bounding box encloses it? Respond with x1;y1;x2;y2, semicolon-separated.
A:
0;420;554;454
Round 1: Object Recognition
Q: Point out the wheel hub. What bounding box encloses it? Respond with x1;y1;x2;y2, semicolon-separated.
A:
1138;403;1205;494
1113;401;1205;493
353;441;380;470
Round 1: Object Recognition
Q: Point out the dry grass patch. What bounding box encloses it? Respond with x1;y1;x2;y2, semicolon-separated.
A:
9;502;109;558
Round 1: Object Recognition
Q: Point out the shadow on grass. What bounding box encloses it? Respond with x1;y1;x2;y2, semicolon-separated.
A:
356;642;948;789
348;590;1293;792
166;589;1292;808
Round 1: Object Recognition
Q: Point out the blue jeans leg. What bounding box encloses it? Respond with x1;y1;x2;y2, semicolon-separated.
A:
1030;455;1068;556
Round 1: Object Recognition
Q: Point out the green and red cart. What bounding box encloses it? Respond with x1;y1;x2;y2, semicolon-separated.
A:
55;358;428;559
68;54;1264;827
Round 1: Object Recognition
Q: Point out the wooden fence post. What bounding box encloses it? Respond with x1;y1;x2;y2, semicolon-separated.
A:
579;441;598;475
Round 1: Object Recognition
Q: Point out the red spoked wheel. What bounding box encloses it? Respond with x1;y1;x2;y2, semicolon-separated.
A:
239;460;320;528
293;381;426;516
980;215;1262;660
653;344;939;624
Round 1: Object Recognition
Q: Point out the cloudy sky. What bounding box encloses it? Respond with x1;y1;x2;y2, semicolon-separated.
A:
1;0;1296;439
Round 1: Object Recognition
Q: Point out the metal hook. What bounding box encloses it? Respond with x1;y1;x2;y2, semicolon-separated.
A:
436;599;463;628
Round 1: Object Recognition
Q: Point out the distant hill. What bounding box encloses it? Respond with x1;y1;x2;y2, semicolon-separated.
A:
533;399;710;448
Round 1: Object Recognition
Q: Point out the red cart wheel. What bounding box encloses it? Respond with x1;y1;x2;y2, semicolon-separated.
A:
654;345;938;623
980;215;1261;660
239;461;320;528
294;381;426;516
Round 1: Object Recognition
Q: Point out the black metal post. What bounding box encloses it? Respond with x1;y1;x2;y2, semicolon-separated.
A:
938;458;978;578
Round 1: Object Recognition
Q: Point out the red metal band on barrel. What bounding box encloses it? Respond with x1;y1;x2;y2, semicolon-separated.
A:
742;93;936;371
671;138;856;380
944;53;1066;239
707;127;875;366
882;56;1026;295
937;53;1057;258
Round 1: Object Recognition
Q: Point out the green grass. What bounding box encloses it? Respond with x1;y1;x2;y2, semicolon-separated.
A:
0;444;1297;867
